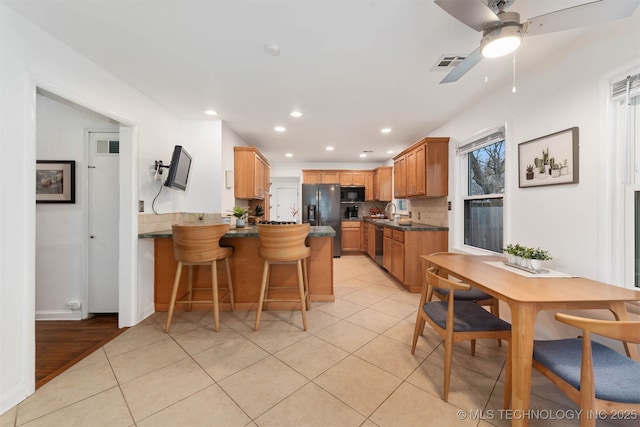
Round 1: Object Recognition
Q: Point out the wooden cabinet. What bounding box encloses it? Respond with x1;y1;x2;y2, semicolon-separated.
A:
383;228;404;282
341;171;365;186
373;167;392;201
394;156;407;198
364;171;374;201
380;226;448;292
393;137;449;198
367;223;376;258
303;170;340;184
234;147;270;199
341;221;362;253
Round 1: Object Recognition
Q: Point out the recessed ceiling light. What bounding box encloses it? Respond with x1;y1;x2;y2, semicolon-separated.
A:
387;150;394;154
285;153;293;157
274;126;286;132
204;110;218;116
381;128;392;134
264;43;280;56
326;146;334;151
290;111;303;118
359;153;367;158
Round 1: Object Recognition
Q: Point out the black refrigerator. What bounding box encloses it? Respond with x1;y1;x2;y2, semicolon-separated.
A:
301;183;341;257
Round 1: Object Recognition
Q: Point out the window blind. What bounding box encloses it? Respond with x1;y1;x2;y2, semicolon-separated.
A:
456;127;505;155
611;73;640;100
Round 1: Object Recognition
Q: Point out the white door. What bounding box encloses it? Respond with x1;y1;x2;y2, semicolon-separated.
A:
88;132;119;313
275;187;299;222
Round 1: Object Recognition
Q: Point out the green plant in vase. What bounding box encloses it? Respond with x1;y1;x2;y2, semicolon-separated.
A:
228;206;250;228
530;248;552;270
526;164;534;180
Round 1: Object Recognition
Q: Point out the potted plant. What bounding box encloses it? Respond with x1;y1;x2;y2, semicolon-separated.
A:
228;206;250;228
529;247;552;270
560;159;569;176
551;163;561;178
525;164;534;180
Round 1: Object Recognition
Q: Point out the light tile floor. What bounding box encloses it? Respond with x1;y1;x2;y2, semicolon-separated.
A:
2;255;637;427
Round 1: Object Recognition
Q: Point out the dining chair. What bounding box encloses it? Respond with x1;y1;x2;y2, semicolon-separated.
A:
411;267;512;403
166;224;235;333
532;313;640;427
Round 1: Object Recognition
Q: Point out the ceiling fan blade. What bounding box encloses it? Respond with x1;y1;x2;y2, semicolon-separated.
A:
440;48;483;84
434;0;500;32
524;0;640;36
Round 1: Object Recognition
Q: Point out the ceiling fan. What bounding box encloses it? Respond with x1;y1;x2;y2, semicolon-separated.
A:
436;0;640;83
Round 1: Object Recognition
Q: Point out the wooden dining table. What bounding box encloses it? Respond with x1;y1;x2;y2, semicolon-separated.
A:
422;253;640;427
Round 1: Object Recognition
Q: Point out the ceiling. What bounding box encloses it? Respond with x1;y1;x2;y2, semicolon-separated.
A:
4;0;635;163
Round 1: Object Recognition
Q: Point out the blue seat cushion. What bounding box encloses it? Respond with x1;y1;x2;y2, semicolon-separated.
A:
423;301;511;332
533;338;640;403
433;287;493;302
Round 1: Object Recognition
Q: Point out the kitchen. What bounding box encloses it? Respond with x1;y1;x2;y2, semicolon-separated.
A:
3;0;640;425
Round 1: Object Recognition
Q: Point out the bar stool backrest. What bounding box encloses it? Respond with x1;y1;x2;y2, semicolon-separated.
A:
258;223;311;261
172;224;231;263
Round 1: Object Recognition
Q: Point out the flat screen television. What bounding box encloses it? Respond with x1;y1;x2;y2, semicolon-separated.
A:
164;145;192;191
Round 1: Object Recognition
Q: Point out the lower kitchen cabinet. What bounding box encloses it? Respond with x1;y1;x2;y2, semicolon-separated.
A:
341;221;362;253
381;225;448;292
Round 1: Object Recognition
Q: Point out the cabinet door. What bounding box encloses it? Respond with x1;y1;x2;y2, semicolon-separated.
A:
322;171;340;184
339;172;353;186
394;156;407;198
364;172;374;201
414;144;426;196
377;167;393;201
391;240;404;282
406;150;416;196
303;170;322;184
383;236;392;271
425;141;449;196
352;171;365;186
373;171;380;200
254;154;265;198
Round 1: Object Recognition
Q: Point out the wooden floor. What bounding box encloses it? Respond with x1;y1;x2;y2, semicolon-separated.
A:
35;314;126;389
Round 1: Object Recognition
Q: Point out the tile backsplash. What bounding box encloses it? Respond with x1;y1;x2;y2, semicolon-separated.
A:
138;212;224;234
408;197;448;227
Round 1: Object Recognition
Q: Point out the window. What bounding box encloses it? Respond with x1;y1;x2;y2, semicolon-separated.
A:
458;129;505;253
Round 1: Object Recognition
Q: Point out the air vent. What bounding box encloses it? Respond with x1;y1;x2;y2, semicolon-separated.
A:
431;55;466;71
96;139;119;155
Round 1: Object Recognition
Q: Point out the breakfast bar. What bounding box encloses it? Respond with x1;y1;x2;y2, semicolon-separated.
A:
140;225;336;311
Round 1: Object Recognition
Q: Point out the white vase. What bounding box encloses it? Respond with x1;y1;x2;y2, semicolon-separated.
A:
514;256;522;266
520;257;530;268
235;218;245;228
530;259;542;270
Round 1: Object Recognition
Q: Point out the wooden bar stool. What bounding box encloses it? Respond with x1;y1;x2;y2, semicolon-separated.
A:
166;224;234;333
255;223;310;331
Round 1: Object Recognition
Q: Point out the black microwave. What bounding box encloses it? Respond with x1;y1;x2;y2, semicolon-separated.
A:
340;186;365;202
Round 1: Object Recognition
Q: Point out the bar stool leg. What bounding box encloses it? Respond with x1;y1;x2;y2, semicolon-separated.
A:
297;259;307;331
211;260;220;332
255;259;270;331
187;265;194;312
303;257;310;310
166;262;183;333
225;257;235;311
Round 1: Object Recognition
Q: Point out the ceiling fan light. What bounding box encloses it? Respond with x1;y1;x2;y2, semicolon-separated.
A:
481;25;522;58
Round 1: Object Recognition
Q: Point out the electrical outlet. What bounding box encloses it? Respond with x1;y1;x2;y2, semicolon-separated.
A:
417;212;421;220
448;201;452;211
138;200;144;212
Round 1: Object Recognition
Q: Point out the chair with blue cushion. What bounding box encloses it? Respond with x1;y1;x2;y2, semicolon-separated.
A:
411;268;512;403
532;313;640;427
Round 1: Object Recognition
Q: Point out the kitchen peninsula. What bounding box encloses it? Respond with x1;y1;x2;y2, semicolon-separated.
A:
140;225;336;311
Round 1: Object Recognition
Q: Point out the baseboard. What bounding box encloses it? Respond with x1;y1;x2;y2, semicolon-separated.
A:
0;381;28;417
35;310;82;321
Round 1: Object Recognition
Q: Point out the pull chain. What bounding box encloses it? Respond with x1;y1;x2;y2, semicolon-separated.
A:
512;54;517;93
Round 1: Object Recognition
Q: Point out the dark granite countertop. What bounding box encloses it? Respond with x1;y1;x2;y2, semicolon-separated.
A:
363;218;448;232
139;225;336;239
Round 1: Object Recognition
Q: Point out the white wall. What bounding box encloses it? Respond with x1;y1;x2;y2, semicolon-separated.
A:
0;4;185;413
35;94;119;320
221;122;248;212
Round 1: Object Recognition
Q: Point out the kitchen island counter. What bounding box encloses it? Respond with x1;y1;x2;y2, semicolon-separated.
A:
142;225;336;311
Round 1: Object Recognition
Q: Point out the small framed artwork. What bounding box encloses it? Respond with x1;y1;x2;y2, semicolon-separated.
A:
518;127;579;188
36;160;75;203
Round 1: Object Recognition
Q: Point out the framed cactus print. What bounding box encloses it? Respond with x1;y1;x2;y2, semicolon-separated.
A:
518;127;579;188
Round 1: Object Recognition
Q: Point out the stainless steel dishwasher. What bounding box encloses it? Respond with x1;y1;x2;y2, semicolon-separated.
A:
374;225;384;267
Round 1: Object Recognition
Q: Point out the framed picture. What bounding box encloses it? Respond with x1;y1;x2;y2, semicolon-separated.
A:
36;160;75;203
518;127;579;188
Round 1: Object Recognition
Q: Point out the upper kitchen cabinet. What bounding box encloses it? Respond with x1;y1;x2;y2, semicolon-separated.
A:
302;170;340;184
393;156;407;198
339;171;366;186
393;137;449;198
373;166;392;201
234;146;270;199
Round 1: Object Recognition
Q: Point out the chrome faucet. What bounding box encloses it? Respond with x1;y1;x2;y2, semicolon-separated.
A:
385;202;397;220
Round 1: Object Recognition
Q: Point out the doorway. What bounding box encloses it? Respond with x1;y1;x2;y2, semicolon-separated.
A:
271;177;301;222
